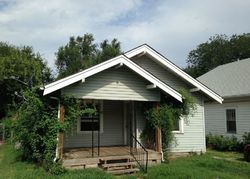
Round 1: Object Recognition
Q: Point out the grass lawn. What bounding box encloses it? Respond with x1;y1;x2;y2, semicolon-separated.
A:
0;144;249;179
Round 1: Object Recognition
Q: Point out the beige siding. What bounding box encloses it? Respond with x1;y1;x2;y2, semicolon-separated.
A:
62;66;160;101
64;100;124;148
170;95;206;152
205;101;250;139
131;56;193;90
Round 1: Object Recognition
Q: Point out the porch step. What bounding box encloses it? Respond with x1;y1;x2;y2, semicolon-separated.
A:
106;168;140;175
102;161;137;170
100;156;140;175
63;158;99;169
100;155;132;162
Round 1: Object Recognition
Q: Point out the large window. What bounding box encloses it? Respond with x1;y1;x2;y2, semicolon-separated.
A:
77;100;103;133
226;109;236;133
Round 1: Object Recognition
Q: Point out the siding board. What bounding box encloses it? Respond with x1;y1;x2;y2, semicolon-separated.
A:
64;100;124;148
131;56;193;90
62;67;160;101
205;101;250;138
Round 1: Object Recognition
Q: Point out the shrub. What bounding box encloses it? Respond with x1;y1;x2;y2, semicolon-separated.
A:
13;89;88;174
14;89;59;164
206;134;240;151
242;132;250;145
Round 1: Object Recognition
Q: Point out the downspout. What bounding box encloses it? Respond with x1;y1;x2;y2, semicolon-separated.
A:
50;96;60;162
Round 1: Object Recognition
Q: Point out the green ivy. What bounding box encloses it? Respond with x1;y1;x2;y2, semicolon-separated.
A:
144;89;196;160
13;90;93;174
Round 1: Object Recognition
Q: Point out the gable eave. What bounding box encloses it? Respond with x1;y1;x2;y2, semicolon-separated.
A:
125;44;223;104
43;55;183;102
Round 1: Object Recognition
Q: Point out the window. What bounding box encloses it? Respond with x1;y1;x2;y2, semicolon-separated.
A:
172;117;184;133
173;119;180;131
77;101;103;133
226;109;236;133
80;116;100;131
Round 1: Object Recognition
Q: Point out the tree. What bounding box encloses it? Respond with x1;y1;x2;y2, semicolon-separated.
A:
0;42;53;118
55;33;122;79
185;33;250;77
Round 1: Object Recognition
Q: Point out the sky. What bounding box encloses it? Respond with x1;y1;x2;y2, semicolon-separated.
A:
0;0;250;72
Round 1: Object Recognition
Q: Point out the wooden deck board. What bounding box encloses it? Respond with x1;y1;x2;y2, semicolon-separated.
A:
63;146;161;168
64;146;131;159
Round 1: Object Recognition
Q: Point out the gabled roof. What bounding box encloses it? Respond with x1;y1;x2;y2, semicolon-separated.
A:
125;44;223;103
43;55;183;102
197;58;250;98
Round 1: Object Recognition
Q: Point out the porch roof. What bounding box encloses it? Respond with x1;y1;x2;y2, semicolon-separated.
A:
43;55;183;102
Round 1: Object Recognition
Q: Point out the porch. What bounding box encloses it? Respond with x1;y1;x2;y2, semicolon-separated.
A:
58;99;163;173
62;146;161;170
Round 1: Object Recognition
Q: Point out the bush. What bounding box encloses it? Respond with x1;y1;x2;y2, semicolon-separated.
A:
13;89;86;174
14;90;59;163
44;160;66;175
242;132;250;145
206;134;240;151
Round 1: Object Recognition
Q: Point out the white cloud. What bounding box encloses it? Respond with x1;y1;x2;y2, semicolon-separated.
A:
0;0;249;70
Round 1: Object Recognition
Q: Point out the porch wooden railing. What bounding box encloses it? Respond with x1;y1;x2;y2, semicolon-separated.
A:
130;133;148;173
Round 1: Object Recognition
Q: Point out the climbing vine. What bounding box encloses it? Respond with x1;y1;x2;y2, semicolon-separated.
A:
13;89;97;174
143;89;197;160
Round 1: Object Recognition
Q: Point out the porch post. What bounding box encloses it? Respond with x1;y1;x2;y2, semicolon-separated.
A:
59;103;65;159
155;102;162;153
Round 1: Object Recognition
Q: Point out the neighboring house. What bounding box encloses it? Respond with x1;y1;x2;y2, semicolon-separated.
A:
43;44;222;170
198;58;250;139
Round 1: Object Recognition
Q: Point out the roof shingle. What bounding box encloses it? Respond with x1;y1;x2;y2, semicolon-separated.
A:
197;58;250;98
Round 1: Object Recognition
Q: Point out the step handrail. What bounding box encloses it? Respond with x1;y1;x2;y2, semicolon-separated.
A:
130;133;148;173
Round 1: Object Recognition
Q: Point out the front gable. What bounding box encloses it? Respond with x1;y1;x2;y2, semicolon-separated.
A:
62;66;160;101
131;55;193;91
43;44;222;104
125;44;223;103
43;55;182;102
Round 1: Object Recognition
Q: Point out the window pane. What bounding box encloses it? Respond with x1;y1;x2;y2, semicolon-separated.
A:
79;101;101;132
173;119;179;131
80;121;99;131
227;121;236;133
226;109;236;133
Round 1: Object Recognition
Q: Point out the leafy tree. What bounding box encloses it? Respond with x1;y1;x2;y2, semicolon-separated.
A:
55;33;122;79
0;42;53;118
185;33;250;77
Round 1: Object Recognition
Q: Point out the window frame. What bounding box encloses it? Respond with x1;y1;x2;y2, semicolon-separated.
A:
77;100;104;134
225;108;237;134
172;117;184;134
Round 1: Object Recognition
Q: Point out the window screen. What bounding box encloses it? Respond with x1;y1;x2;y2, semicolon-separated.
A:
79;102;100;132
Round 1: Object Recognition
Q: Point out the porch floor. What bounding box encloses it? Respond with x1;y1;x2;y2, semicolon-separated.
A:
62;146;162;169
63;146;157;159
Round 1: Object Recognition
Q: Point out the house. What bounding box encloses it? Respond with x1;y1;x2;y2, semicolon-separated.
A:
43;44;222;172
198;58;250;139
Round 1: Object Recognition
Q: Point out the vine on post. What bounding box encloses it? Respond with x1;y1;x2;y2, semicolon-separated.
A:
143;89;196;160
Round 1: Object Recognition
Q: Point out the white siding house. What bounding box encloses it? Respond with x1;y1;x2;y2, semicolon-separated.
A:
43;44;222;164
198;58;250;139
